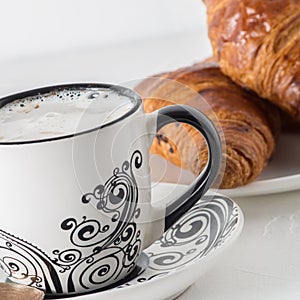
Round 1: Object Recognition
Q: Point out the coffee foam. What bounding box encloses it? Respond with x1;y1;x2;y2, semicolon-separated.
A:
0;87;134;142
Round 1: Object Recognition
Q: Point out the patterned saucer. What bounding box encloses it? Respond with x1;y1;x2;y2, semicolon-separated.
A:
48;183;244;300
0;184;243;299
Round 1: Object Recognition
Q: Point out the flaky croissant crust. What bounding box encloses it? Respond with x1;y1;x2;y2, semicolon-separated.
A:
204;0;300;120
136;61;281;188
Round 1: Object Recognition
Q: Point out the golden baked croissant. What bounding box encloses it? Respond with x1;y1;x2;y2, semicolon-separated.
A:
204;0;300;121
135;61;281;189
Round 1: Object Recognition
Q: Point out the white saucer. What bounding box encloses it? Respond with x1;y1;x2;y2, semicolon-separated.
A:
47;183;243;300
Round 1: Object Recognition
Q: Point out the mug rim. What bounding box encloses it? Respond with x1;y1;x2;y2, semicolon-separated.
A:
0;83;142;145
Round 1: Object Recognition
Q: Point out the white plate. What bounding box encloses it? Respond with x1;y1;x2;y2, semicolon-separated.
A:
0;183;243;300
223;132;300;197
150;132;300;198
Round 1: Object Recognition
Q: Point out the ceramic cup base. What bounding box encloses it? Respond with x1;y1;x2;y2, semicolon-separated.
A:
4;253;149;299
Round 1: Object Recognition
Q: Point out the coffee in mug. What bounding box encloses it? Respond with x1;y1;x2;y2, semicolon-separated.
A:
0;87;134;142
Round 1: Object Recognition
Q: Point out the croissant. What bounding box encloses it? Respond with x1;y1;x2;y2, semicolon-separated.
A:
204;0;300;121
135;61;281;189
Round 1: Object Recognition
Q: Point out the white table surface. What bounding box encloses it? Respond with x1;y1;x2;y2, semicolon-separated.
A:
1;30;300;300
177;190;300;300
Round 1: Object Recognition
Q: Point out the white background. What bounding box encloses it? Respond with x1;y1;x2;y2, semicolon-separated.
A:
0;0;211;96
0;0;207;62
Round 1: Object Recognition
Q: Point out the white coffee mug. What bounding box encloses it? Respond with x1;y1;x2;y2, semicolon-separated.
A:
0;83;222;297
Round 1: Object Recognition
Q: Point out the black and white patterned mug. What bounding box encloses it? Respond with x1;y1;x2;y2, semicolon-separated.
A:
0;83;222;297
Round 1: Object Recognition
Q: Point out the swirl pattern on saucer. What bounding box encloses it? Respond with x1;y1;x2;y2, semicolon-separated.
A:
0;150;143;295
120;194;239;286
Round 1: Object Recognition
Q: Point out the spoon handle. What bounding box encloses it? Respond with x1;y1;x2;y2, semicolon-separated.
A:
0;282;44;300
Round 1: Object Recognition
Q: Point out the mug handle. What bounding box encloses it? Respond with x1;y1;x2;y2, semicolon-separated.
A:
148;105;222;231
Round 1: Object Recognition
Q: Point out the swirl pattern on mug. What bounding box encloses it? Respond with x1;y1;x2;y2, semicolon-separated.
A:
0;150;143;295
